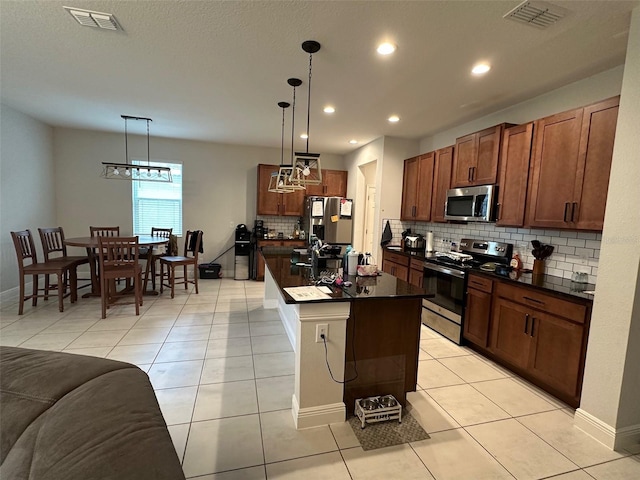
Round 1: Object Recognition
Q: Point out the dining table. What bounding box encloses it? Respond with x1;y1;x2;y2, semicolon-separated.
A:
65;235;170;298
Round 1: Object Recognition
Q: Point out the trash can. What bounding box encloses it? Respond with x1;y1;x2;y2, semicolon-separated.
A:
199;263;221;279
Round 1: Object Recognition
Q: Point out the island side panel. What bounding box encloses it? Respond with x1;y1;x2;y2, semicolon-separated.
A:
344;297;422;415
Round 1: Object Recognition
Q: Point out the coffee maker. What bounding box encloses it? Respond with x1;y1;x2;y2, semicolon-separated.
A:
253;220;265;239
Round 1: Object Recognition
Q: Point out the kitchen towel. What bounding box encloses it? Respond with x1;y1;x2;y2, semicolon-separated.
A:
426;231;434;252
380;221;393;247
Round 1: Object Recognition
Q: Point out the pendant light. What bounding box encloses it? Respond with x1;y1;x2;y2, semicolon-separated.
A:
291;40;322;187
101;115;172;182
268;101;296;193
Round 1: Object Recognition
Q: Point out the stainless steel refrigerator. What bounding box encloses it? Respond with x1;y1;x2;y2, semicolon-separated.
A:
303;196;354;245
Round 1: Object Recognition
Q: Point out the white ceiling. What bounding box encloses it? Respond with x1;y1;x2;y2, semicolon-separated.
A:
1;0;637;155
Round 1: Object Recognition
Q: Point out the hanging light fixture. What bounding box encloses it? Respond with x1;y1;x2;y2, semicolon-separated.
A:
291;40;322;187
268;101;296;193
101;115;172;183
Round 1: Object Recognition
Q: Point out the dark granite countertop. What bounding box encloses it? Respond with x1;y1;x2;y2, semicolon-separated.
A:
261;246;431;304
383;246;594;302
469;269;595;302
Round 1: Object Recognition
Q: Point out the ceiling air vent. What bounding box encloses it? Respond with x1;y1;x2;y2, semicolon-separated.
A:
63;6;120;30
503;1;568;29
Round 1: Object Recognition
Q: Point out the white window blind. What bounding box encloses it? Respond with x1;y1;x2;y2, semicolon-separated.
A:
132;160;183;236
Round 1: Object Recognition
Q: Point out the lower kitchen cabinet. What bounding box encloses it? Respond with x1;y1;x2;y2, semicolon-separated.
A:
463;274;493;348
408;258;424;288
488;281;589;406
382;250;409;282
257;240;306;281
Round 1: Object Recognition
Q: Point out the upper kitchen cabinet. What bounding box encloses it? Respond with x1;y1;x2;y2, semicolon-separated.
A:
526;96;619;230
257;164;305;216
305;169;348;197
431;146;454;223
496;123;534;227
401;152;434;221
452;124;514;188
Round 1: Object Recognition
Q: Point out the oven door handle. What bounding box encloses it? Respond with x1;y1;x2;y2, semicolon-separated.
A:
423;262;466;279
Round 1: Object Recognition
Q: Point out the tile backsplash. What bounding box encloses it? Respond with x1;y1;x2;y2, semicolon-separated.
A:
383;219;600;284
257;216;301;239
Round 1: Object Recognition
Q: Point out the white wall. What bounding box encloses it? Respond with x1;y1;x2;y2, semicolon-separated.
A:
52;127;345;277
419;65;624;153
577;6;640;449
0;104;55;294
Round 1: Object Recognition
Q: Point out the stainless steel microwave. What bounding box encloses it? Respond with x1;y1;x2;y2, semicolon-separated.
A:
444;184;495;222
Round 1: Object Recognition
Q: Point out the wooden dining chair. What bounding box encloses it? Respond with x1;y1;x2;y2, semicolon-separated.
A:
97;236;143;319
90;226;122;284
159;230;203;299
140;227;172;290
38;227;90;295
11;230;77;315
90;226;120;237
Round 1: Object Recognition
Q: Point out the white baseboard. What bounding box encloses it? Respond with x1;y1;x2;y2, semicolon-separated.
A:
0;283;26;305
263;299;278;309
292;394;345;429
575;408;640;451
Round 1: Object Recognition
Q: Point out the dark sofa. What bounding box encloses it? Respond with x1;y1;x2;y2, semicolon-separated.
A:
0;347;185;480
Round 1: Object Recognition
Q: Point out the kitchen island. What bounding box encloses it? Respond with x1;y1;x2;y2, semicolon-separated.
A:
261;247;431;429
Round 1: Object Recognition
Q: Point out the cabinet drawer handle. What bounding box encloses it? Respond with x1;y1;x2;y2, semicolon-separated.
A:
469;281;484;287
523;296;545;305
496;203;501;221
524;314;529;334
471;166;476;181
468;167;472;182
572;202;578;222
563;202;570;222
530;317;536;337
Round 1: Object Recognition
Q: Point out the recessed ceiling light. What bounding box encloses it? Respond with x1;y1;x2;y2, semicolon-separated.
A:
471;63;491;75
323;106;335;114
300;133;309;139
377;42;396;55
349;139;358;145
388;115;400;123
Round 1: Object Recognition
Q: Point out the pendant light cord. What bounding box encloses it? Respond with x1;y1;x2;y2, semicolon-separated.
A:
281;105;286;164
124;117;129;165
291;84;296;166
146;119;150;168
306;53;312;154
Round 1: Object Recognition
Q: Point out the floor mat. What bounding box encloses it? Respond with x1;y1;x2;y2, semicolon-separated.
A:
348;411;430;451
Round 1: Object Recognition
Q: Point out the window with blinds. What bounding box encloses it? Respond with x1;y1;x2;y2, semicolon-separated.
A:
132;160;183;236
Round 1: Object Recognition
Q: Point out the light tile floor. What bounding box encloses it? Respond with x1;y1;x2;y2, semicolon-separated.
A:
2;278;639;479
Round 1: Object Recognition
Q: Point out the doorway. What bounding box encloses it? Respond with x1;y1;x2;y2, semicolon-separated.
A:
363;185;376;254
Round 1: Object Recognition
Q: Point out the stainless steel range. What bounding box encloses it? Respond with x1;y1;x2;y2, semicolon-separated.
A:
422;238;513;344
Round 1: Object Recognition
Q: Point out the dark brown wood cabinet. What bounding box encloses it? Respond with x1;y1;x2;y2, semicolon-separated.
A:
257;164;305;216
408;258;424;288
488;281;589;406
463;274;493;348
256;240;306;281
452;124;512;188
526;96;619;230
496;123;534;227
431;146;454;223
401;152;434;221
301;169;348;197
382;249;409;282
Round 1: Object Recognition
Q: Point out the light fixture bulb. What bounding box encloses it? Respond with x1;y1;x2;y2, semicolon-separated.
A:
472;63;491;75
303;166;311;176
323;106;335;114
146;169;152;178
377;42;396;55
124;168;131;177
388;115;400;123
278;179;284;187
300;133;309;139
112;167;119;175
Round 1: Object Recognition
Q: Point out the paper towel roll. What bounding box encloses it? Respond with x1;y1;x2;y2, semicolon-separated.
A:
426;232;434;252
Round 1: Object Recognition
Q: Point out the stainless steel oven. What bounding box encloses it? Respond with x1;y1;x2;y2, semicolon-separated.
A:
422;262;466;344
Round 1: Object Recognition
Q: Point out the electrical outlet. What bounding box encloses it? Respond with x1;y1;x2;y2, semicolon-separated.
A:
315;324;328;343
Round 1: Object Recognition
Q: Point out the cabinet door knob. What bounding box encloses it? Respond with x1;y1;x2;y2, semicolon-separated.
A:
496;203;501;221
468;167;472;182
572;202;578;222
563;202;570;222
